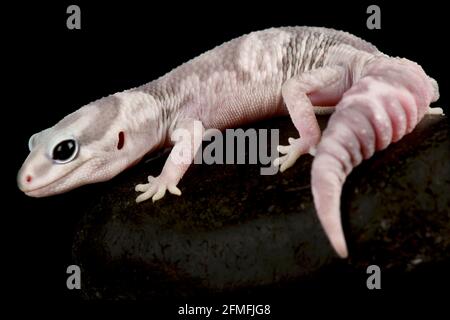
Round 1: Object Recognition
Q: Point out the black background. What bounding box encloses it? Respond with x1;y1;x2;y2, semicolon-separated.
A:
5;0;449;314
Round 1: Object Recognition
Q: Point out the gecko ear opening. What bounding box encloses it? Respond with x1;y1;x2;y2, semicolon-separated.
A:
117;131;125;150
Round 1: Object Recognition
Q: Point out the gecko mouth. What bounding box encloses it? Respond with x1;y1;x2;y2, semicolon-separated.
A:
19;159;93;197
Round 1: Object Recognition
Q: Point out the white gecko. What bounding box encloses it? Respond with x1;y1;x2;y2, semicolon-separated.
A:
17;27;442;258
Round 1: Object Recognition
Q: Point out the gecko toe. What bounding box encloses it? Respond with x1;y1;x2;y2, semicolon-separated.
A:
277;145;290;154
280;157;296;172
168;185;182;196
273;155;287;167
136;191;152;203
135;184;148;192
152;187;166;202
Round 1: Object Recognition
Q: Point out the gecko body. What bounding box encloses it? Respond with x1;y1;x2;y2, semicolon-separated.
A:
17;27;441;258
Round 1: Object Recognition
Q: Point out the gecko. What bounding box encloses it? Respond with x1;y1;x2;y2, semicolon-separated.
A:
17;27;442;258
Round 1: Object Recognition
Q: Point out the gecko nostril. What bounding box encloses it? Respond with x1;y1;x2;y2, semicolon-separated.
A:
26;175;32;183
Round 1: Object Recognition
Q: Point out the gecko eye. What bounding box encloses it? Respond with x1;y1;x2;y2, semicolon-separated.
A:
52;139;79;163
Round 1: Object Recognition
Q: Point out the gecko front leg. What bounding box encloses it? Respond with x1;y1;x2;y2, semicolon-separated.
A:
275;66;348;172
135;118;204;203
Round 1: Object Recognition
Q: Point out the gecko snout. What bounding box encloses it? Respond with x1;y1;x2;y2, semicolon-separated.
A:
17;168;50;197
17;169;33;192
17;157;48;196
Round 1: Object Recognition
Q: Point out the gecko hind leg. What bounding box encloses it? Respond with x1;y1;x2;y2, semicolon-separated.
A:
275;66;348;172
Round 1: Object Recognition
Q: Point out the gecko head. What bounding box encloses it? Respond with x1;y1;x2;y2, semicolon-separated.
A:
17;94;158;197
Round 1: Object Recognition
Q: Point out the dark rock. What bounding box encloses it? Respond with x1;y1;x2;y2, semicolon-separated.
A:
72;115;450;299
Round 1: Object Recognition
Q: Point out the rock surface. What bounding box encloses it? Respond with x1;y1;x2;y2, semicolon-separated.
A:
72;115;449;299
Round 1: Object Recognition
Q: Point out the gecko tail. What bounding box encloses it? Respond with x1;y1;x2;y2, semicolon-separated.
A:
310;108;367;258
311;152;348;258
310;56;438;258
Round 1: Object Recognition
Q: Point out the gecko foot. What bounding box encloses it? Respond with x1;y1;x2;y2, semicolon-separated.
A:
135;175;182;203
274;137;317;172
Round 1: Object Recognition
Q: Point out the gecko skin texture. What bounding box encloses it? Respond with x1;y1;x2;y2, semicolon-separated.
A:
17;27;442;258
